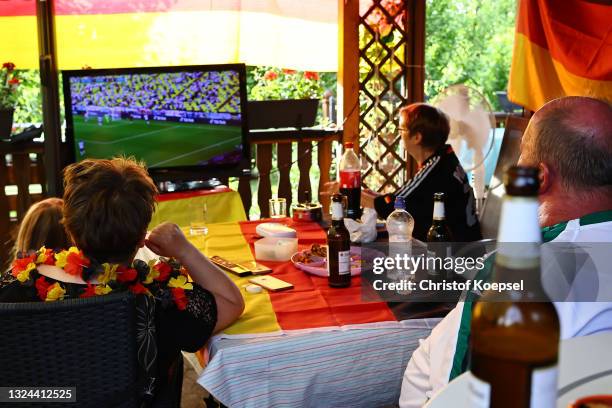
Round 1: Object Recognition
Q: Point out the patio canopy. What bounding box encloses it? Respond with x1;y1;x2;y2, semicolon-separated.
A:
1;0;338;71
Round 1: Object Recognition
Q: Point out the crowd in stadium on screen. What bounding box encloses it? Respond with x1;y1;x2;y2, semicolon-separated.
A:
70;71;241;117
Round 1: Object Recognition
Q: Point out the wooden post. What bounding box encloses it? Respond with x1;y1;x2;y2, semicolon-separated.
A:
256;144;273;218
406;0;426;103
277;143;293;210
36;0;62;197
338;0;360;148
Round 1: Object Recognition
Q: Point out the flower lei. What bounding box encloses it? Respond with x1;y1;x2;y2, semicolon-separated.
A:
11;246;193;310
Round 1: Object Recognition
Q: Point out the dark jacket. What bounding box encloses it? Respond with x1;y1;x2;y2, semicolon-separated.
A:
374;144;482;242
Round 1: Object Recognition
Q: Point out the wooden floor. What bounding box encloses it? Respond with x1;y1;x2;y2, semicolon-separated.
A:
181;354;207;408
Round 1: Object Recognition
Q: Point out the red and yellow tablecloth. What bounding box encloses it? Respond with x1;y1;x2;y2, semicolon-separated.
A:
188;219;405;337
150;187;246;229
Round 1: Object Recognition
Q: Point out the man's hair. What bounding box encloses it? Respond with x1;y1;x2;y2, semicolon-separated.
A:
13;198;70;257
400;103;450;149
62;157;158;263
525;96;612;192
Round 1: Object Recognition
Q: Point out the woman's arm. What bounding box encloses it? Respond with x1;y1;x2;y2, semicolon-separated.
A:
144;222;245;333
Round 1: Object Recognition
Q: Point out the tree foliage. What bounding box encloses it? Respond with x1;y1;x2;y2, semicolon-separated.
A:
425;0;516;109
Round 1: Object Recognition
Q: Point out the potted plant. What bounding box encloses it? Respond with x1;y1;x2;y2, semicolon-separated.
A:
248;67;323;129
0;62;20;138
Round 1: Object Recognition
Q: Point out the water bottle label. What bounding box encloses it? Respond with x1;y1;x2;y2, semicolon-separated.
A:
340;170;361;189
338;251;350;275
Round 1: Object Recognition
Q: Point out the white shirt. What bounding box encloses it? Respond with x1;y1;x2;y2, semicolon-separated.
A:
399;215;612;408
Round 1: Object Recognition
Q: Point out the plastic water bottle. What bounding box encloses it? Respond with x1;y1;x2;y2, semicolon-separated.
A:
386;196;415;294
386;196;414;242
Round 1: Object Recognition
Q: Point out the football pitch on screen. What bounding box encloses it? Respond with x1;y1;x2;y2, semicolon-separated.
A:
72;115;242;167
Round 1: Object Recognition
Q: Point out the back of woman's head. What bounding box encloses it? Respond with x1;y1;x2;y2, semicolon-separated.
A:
14;197;70;256
62;157;158;263
400;103;450;149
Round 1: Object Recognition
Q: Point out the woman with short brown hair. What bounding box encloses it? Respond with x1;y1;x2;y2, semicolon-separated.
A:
1;157;244;405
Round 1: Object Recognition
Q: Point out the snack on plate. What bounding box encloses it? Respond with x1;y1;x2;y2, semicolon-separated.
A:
292;244;327;264
310;243;327;258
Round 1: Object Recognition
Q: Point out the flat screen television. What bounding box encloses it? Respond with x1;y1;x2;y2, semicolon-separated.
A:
62;64;250;182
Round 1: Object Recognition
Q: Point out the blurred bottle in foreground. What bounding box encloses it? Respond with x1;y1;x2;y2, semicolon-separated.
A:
469;166;560;408
339;142;361;220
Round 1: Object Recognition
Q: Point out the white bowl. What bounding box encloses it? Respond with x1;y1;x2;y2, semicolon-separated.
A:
254;237;299;261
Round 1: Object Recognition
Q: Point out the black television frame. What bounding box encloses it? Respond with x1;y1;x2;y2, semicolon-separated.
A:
62;63;251;182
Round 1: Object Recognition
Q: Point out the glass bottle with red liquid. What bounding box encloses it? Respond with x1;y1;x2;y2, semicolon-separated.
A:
339;142;361;220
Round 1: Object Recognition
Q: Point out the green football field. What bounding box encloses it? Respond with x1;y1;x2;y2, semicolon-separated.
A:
72;115;242;168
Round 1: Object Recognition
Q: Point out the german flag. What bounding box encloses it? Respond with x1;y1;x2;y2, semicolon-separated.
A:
0;0;337;71
508;0;612;111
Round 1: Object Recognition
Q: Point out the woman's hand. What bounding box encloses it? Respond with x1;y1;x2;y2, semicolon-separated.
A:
145;222;191;260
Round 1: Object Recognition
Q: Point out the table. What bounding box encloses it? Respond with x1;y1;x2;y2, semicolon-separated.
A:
149;187;246;229
425;332;612;407
192;219;450;408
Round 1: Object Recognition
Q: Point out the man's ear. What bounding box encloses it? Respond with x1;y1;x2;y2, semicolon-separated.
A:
538;162;552;194
412;131;423;146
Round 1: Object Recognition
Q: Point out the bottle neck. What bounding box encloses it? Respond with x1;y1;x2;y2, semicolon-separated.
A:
331;202;344;221
432;201;445;220
495;195;542;279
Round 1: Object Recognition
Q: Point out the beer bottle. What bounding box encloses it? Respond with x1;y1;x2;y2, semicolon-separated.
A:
327;193;351;288
469;166;560;408
427;192;453;242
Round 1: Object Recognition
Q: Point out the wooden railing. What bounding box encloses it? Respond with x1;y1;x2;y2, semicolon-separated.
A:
0;141;46;267
235;129;342;219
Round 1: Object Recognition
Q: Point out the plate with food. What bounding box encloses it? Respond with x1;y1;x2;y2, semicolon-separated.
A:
291;244;366;277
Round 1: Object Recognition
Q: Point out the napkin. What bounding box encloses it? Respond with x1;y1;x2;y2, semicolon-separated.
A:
344;208;378;243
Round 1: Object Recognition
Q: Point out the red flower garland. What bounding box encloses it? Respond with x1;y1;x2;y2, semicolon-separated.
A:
35;276;51;301
171;288;188;311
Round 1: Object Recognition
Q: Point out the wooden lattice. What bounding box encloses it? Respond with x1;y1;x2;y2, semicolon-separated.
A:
359;0;410;193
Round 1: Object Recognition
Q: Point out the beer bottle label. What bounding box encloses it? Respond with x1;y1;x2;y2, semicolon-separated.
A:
338;250;350;275
432;201;445;220
339;170;361;188
529;365;558;407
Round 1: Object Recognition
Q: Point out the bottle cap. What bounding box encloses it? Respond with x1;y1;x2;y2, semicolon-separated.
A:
504;166;539;196
394;196;405;209
331;193;344;203
344;142;354;149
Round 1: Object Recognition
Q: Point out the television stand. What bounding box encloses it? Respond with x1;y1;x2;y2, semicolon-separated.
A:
158;178;223;193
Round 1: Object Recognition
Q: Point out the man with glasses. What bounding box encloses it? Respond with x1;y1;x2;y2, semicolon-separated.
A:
362;103;482;242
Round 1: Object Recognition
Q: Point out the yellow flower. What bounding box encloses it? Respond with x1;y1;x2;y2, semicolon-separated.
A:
168;275;193;290
45;283;66;301
16;262;36;282
36;246;47;263
95;284;112;295
55;247;79;268
143;266;159;284
97;263;118;284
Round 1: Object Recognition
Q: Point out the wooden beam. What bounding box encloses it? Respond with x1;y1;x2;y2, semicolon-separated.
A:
36;0;62;197
406;0;426;103
338;0;360;148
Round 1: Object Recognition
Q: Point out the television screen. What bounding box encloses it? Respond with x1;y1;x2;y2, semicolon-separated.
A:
62;64;249;177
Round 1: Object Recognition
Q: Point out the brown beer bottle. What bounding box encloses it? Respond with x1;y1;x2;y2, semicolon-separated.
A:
469;166;560;407
426;192;453;242
327;193;351;288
